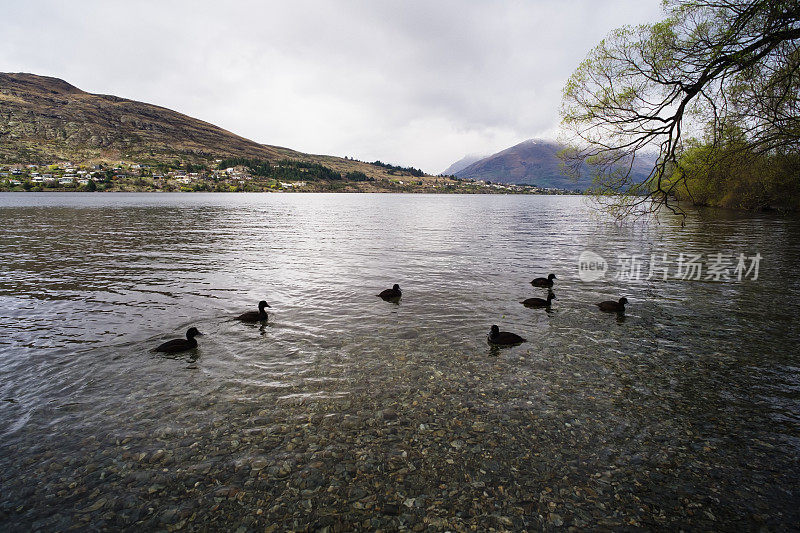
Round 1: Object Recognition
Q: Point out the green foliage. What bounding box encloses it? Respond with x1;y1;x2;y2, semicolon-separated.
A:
666;137;800;210
217;157;271;176
370;160;425;177
184;163;207;173
561;0;800;215
344;171;372;182
216;157;342;181
274;160;341;181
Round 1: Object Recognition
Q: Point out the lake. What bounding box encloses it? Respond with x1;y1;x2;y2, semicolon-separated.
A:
1;192;798;530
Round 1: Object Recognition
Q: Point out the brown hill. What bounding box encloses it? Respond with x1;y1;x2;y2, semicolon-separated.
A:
0;73;405;179
454;139;586;189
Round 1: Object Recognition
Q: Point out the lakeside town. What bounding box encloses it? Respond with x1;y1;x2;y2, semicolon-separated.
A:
0;160;582;194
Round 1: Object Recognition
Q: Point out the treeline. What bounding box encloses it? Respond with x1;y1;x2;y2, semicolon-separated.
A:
370;160;424;177
216;157;274;177
667;137;800;211
344;171;374;182
216;158;344;181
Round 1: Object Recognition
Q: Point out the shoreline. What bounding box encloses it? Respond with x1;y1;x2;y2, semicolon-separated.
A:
0;187;580;195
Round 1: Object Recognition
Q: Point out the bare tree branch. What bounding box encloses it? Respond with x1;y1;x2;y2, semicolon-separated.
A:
560;0;800;220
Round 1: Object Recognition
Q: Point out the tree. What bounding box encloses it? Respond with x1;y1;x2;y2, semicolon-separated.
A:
560;0;800;217
666;128;800;209
345;171;369;182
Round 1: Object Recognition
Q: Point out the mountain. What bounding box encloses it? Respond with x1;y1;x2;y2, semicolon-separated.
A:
440;154;485;176
453;139;581;189
0;73;293;163
451;139;654;190
0;73;405;179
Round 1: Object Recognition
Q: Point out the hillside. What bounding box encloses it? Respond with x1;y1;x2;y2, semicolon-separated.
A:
440;154;485;176
452;139;582;189
452;139;654;190
0;73;409;180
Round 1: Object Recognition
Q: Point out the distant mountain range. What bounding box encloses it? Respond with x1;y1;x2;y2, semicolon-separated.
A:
449;139;655;190
0;73;408;179
440;154;485;176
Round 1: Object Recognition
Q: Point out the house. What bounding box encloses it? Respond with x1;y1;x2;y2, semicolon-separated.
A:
225;166;248;175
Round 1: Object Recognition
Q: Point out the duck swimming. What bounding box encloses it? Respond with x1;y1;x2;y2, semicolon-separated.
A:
236;300;271;323
597;297;628;313
521;292;556;308
377;284;402;301
531;273;556;288
153;327;202;354
487;325;527;346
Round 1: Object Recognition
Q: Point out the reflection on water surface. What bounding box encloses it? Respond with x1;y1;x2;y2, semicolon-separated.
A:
1;193;798;530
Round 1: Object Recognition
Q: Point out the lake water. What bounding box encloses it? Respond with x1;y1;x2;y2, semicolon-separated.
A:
1;192;798;530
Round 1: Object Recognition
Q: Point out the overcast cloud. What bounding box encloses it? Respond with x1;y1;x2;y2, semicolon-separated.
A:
1;0;663;173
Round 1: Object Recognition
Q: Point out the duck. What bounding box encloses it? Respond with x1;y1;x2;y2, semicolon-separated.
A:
521;292;556;308
531;273;556;288
153;327;202;354
487;325;527;346
597;297;628;313
377;284;402;301
235;300;271;323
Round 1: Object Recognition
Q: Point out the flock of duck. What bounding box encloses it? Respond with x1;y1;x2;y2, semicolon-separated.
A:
489;274;628;346
152;274;629;353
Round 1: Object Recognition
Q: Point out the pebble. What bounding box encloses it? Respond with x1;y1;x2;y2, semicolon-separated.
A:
1;339;796;532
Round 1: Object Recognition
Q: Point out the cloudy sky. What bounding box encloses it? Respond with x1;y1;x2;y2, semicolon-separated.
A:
1;1;663;173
